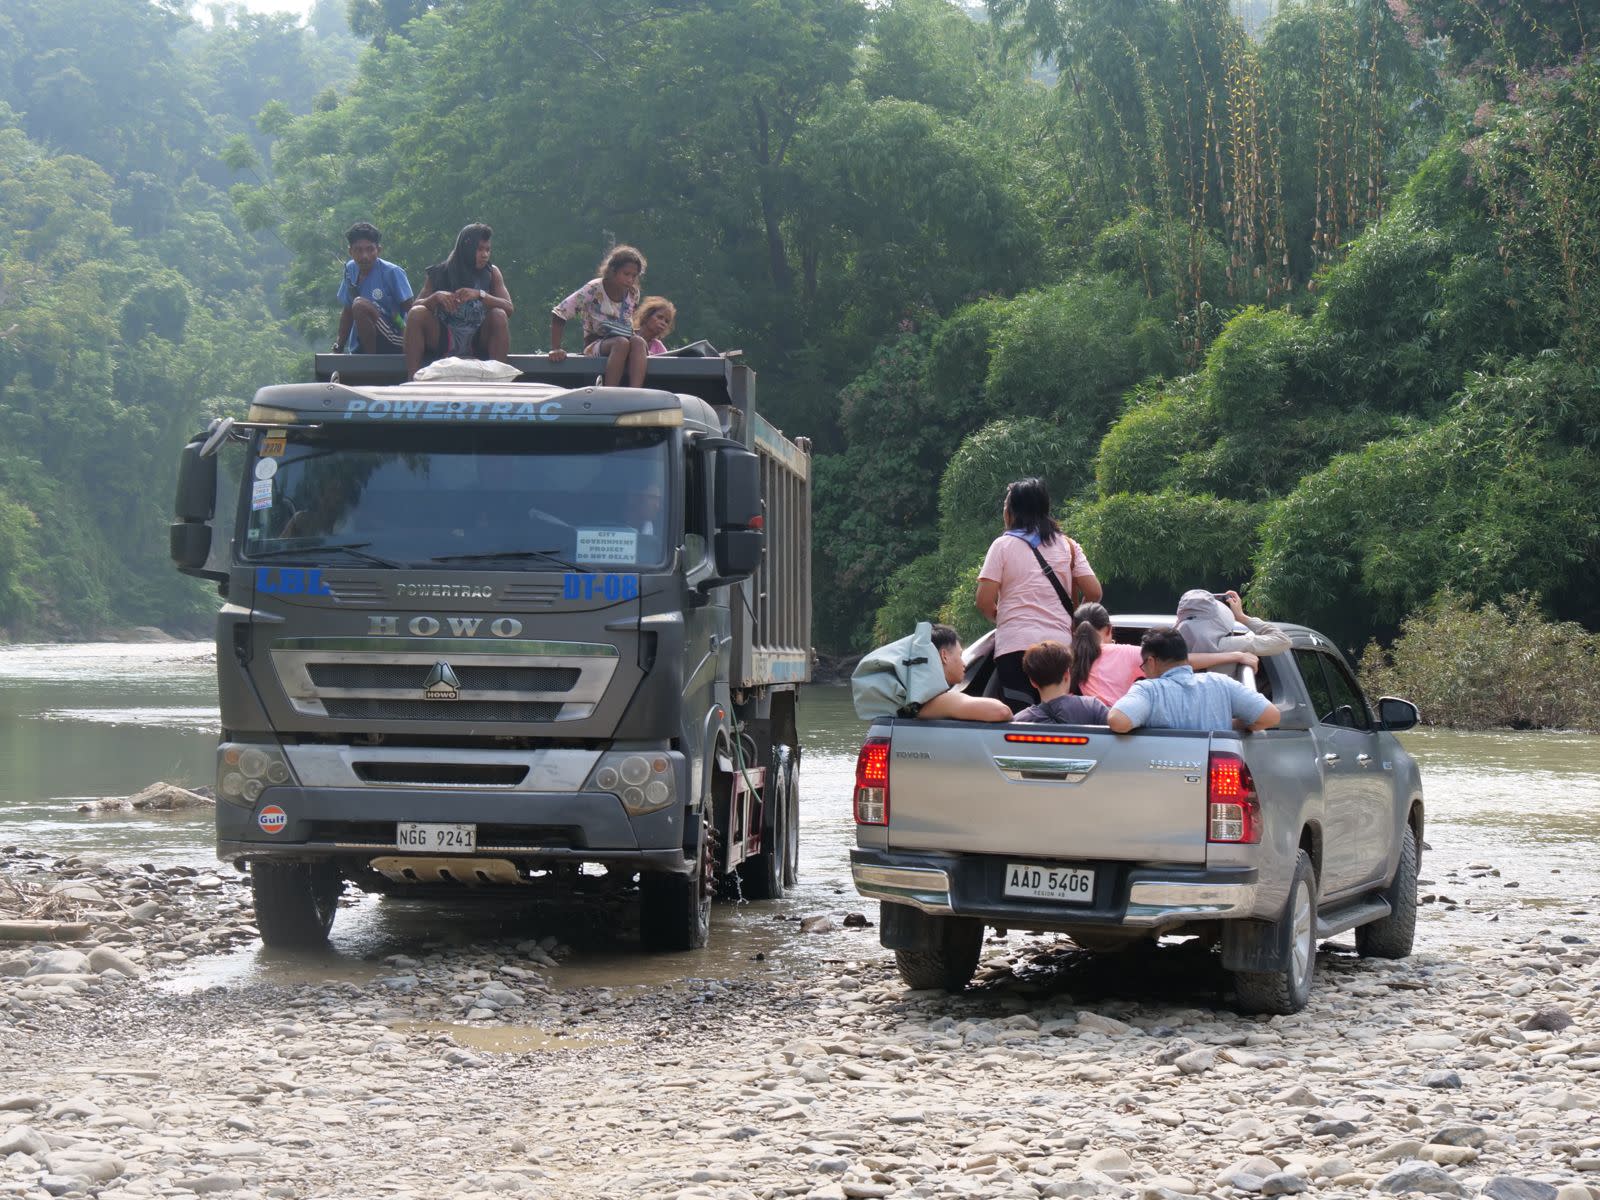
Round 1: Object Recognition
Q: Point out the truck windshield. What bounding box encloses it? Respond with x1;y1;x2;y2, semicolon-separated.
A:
241;426;672;570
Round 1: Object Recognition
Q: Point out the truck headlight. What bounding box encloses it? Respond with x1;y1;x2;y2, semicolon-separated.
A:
218;743;295;807
586;751;676;814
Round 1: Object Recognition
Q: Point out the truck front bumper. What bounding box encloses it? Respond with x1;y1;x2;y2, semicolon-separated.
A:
219;786;690;873
851;848;1259;929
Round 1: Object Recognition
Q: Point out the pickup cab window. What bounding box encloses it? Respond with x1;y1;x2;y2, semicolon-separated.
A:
1293;649;1371;730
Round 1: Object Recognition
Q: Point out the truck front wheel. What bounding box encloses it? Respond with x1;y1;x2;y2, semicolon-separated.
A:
252;861;342;948
640;839;713;952
1233;850;1316;1015
893;916;984;993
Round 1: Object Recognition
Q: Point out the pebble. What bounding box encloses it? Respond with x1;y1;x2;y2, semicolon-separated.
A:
1376;1164;1471;1196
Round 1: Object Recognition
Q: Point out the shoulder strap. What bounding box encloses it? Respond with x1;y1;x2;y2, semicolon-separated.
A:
1026;540;1076;618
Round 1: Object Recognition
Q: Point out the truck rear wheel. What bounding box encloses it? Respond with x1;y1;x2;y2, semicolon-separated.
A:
252;861;342;948
738;745;793;901
1233;850;1316;1015
781;748;800;888
1356;823;1418;960
894;917;984;992
640;838;712;952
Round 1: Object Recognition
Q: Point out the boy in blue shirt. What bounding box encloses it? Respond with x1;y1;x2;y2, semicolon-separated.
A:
335;222;412;354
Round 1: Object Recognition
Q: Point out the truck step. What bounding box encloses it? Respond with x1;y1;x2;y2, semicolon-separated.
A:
1315;896;1392;940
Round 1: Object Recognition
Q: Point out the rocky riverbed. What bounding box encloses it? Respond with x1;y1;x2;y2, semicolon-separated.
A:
2;847;1598;1200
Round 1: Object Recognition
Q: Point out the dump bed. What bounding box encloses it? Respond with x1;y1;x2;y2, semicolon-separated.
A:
881;719;1219;864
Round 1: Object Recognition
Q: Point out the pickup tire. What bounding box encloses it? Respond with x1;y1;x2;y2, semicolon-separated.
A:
252;861;342;948
1233;850;1316;1016
738;745;792;901
640;848;712;952
894;917;984;992
1356;823;1418;959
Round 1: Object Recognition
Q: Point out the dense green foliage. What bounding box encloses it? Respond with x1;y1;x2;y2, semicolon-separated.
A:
1361;593;1600;732
0;0;1596;679
0;1;359;634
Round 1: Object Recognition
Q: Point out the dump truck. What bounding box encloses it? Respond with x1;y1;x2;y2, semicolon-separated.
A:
171;353;812;950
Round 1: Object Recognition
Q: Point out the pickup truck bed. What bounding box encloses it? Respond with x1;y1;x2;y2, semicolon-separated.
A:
849;620;1425;1014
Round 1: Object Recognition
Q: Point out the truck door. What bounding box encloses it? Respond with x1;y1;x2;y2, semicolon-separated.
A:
1293;648;1385;899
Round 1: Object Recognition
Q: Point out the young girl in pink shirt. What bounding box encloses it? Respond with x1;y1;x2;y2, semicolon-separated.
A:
1067;603;1146;706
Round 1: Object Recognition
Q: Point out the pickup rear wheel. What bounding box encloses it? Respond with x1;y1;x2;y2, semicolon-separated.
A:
1233;850;1316;1016
252;861;342;948
1356;823;1418;959
894;917;984;993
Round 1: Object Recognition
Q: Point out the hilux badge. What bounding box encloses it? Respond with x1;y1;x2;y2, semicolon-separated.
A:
423;662;461;700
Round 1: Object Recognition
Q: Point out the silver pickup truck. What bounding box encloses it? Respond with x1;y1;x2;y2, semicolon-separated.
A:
849;616;1424;1014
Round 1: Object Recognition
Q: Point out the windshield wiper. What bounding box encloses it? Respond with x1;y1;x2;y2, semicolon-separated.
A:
428;548;587;572
248;542;404;569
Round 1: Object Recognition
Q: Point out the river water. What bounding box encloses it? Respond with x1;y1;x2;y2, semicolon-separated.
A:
2;642;1596;986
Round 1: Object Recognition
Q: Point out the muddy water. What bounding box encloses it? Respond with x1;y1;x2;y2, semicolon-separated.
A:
2;642;1597;986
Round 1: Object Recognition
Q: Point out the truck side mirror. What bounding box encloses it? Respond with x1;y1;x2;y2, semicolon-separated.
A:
1377;696;1419;731
703;444;763;588
170;436;224;581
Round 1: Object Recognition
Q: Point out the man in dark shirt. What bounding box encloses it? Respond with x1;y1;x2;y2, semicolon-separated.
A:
1014;641;1110;725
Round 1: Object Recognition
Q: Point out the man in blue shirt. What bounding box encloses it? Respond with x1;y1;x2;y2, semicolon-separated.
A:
335;222;413;354
1109;628;1280;734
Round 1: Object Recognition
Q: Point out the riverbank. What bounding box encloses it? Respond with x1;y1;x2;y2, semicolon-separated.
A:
2;848;1597;1200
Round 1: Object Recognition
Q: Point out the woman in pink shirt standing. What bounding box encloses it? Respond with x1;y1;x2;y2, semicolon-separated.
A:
1067;603;1146;706
975;478;1103;711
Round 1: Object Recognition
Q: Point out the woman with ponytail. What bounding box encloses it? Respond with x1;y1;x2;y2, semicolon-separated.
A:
1067;603;1145;707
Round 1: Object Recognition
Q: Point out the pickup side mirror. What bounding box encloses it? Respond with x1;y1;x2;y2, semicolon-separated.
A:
1377;696;1420;731
701;444;763;589
171;435;224;581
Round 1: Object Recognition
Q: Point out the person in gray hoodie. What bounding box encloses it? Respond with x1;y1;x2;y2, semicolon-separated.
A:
1175;588;1291;674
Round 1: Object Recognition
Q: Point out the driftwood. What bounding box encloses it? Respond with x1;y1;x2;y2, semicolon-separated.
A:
0;920;91;942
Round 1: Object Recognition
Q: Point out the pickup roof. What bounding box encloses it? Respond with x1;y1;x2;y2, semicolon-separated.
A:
849;617;1425;1014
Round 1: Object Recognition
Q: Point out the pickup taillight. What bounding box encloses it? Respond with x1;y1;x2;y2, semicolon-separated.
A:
853;736;890;825
1207;750;1261;844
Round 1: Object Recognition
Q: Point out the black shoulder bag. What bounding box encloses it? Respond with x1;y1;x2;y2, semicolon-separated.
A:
1026;539;1078;619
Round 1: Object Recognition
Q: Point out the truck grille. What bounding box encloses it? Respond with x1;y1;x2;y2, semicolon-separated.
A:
268;638;620;724
308;664;579;693
323;699;563;722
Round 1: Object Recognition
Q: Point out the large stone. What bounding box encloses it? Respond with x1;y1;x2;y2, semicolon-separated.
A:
86;946;143;977
181;1173;247;1195
1482;1178;1559;1200
1260;1174;1310;1196
1522;1007;1575;1033
1376;1164;1469;1196
1174;1048;1216;1075
1422;1071;1463;1090
43;1150;124;1183
1076;1011;1135;1036
0;1127;49;1158
1430;1125;1488;1149
25;949;90;976
0;1095;47;1112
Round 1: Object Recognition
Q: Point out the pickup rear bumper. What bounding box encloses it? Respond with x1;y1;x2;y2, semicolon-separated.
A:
850;848;1259;930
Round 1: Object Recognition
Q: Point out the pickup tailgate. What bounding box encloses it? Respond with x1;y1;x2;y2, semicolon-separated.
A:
885;721;1212;863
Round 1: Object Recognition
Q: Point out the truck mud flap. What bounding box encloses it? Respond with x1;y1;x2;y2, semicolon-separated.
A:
1222;917;1287;972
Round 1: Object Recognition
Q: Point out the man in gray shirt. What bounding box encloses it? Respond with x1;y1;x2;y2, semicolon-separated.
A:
1109;628;1281;734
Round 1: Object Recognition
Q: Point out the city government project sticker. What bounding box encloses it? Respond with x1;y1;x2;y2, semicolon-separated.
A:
257;805;287;834
251;479;273;511
576;528;638;564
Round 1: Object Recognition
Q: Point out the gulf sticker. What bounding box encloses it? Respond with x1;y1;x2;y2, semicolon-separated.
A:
257;804;288;834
